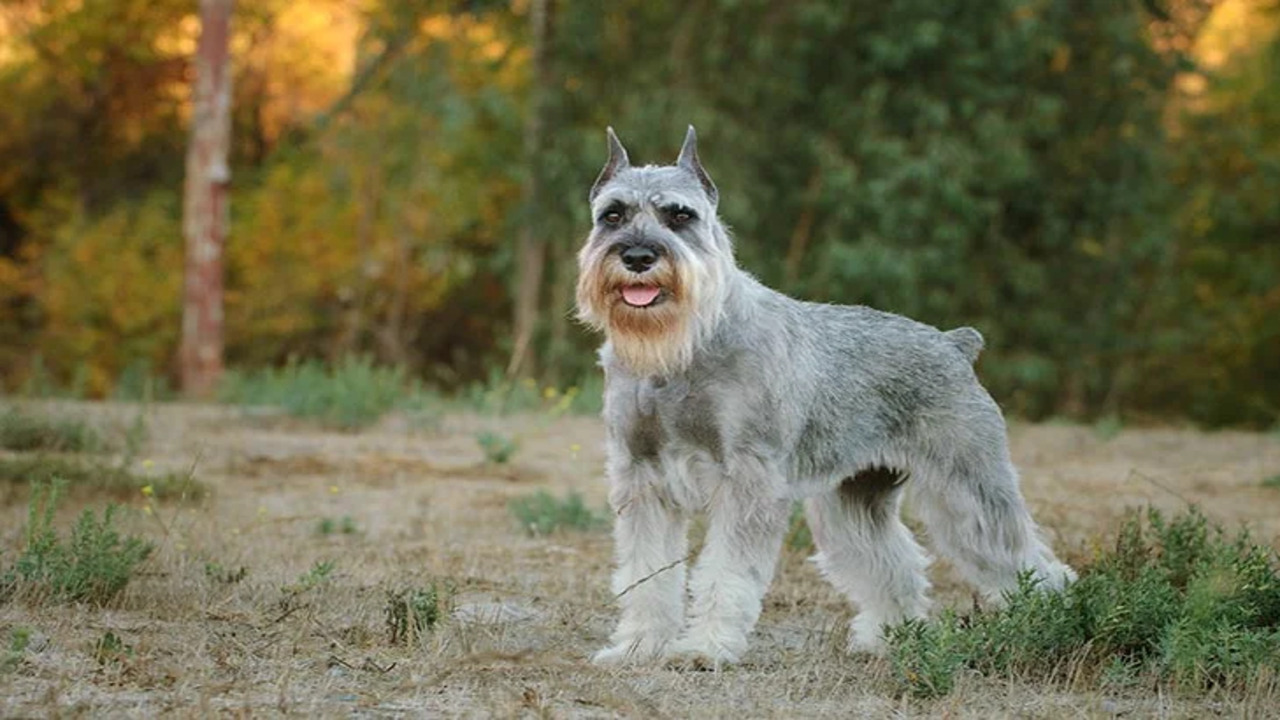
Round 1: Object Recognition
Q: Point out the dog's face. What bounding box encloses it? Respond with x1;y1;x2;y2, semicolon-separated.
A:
575;127;730;375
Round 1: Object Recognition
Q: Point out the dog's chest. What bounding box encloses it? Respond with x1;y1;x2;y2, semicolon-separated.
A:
617;377;726;464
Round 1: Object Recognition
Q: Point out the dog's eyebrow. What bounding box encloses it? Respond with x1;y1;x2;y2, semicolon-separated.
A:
597;200;630;218
661;204;698;218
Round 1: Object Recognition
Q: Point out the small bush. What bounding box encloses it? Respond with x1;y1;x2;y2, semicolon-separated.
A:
1;627;30;672
785;502;814;552
476;431;518;464
385;584;445;645
1;480;153;605
886;507;1280;699
219;356;439;430
316;515;358;536
509;490;608;536
204;562;247;584
0;407;104;453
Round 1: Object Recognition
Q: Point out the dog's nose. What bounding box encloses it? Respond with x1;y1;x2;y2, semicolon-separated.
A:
620;245;659;273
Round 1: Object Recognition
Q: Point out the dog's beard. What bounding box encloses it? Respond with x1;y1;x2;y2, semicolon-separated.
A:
577;247;725;376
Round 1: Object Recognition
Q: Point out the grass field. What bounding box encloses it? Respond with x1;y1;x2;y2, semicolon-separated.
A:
1;399;1279;717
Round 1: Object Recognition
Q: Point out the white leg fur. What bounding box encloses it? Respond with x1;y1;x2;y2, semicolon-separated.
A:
805;488;931;655
666;488;790;668
913;450;1076;605
592;469;689;665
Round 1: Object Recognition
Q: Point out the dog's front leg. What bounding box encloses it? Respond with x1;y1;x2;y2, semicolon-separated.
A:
667;478;789;669
592;467;689;665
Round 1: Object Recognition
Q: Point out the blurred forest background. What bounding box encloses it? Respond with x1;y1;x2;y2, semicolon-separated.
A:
0;0;1277;426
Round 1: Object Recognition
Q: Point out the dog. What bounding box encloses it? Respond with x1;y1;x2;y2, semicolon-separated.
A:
577;126;1075;668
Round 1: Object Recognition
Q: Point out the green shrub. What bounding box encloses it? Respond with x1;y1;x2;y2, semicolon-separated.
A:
785;502;814;552
886;507;1280;699
316;515;358;536
385;584;445;645
219;356;439;430
509;490;609;536
1;479;153;605
476;431;519;464
0;407;104;453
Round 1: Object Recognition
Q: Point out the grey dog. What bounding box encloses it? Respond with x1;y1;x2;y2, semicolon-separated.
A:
577;126;1075;668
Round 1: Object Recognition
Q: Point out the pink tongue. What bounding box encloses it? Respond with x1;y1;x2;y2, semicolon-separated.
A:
621;285;661;307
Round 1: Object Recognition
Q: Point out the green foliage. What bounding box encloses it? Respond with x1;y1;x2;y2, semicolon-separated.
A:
475;431;519;464
219;356;439;430
457;370;604;416
1;1;1278;428
0;407;105;453
1;480;153;605
785;502;814;553
1093;414;1124;442
385;584;446;645
1;627;31;672
1263;474;1280;489
91;630;133;666
316;515;359;536
0;456;205;501
204;562;248;585
886;507;1280;698
509;490;609;536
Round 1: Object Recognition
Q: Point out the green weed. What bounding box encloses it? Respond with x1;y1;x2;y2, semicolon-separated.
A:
1;627;30;672
476;431;519;464
1093;414;1124;441
385;584;446;645
91;630;132;666
204;562;247;584
886;506;1280;699
219;356;439;430
0;407;104;453
785;502;814;552
0;479;153;605
509;490;608;536
317;515;358;536
0;455;205;501
1262;474;1280;488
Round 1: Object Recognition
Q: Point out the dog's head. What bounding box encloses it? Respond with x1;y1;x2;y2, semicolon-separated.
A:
575;126;734;376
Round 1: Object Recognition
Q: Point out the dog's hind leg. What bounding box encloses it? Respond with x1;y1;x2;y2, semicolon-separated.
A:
805;467;931;654
910;413;1076;604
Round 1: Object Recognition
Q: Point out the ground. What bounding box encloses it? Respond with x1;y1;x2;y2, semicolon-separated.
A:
2;400;1279;718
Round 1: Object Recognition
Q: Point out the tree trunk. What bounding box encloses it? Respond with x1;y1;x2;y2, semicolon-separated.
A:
181;0;234;398
506;0;552;379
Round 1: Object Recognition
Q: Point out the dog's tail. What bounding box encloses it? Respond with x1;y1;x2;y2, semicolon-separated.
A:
944;327;984;364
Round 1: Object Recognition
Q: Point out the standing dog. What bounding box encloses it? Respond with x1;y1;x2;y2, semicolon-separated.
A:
577;126;1074;668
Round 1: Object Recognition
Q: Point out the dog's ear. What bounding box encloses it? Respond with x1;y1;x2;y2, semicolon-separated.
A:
676;125;718;207
590;127;631;203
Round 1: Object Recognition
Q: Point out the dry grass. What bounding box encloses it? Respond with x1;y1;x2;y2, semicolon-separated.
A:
1;400;1279;717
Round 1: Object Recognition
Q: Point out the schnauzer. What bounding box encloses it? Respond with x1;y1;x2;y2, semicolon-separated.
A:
577;126;1075;668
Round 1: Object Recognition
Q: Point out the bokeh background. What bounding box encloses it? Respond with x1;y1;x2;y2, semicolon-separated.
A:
0;0;1277;426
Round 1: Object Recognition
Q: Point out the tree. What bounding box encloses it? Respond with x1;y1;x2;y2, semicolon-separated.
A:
181;0;235;397
506;0;552;379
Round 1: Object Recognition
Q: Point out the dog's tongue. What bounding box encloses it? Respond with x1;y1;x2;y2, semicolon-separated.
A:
621;285;661;307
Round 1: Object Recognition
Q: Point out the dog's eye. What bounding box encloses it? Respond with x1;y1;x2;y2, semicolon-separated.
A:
602;211;623;226
671;210;694;225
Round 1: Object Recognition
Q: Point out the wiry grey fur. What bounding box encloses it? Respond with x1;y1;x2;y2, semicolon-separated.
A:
578;126;1076;669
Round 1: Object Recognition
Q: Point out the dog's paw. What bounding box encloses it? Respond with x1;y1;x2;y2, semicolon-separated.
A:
591;637;667;666
846;614;891;657
663;636;742;671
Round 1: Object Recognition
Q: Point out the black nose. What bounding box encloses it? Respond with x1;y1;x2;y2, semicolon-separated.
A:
620;245;659;273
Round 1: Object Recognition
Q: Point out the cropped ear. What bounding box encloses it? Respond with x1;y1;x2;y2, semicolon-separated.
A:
676;125;718;206
589;127;630;203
